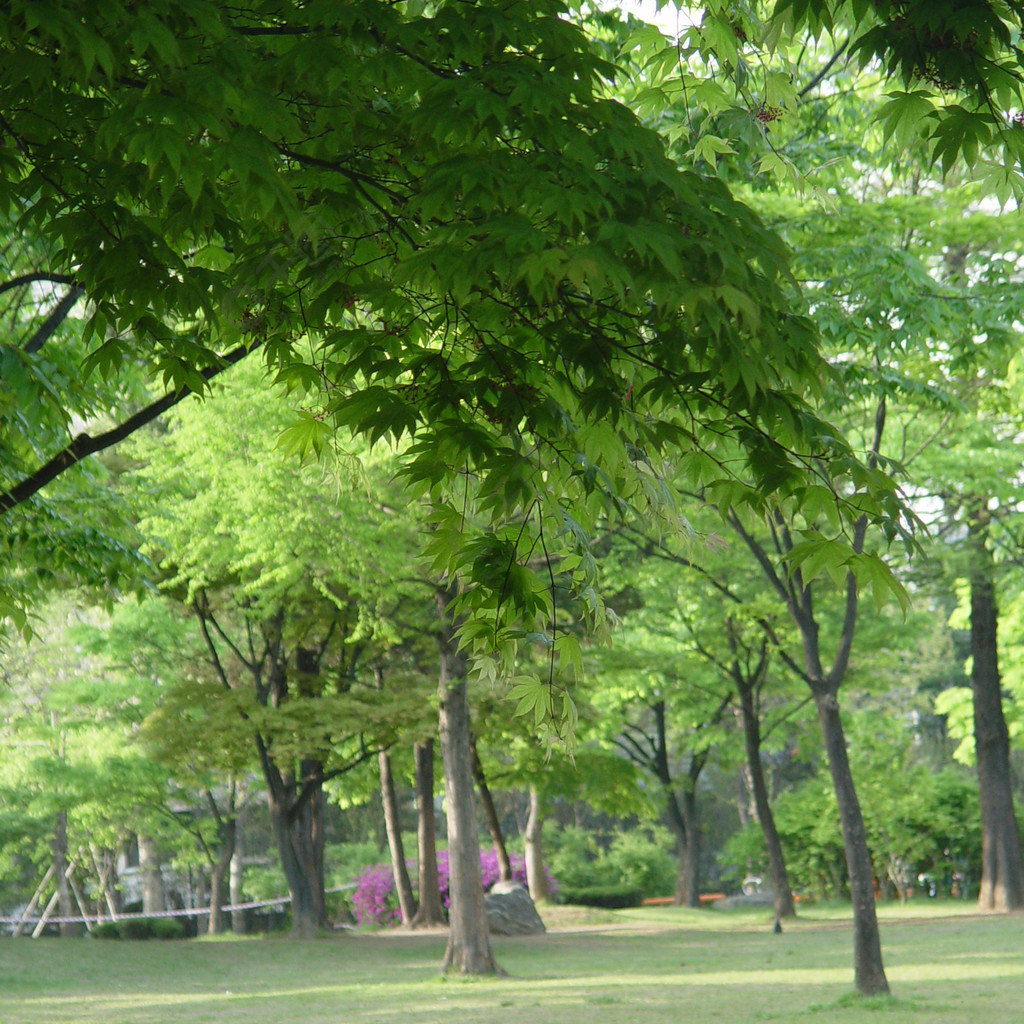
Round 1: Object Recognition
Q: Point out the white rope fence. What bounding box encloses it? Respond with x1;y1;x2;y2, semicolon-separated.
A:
1;885;356;933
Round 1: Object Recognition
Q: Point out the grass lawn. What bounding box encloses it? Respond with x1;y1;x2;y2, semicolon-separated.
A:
1;902;1022;1024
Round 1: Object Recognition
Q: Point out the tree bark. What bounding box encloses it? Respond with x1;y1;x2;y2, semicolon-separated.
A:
230;839;247;935
437;604;500;974
969;514;1024;911
264;757;328;938
816;690;889;995
139;836;167;915
471;737;512;882
674;786;701;908
380;748;418;924
736;682;797;919
524;784;551;903
410;739;446;928
54;810;81;937
208;816;236;935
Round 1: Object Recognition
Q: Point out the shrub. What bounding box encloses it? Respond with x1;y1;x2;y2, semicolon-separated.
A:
350;864;403;928
117;916;187;940
605;827;677;898
90;922;121;940
546;826;603;889
556;884;644;909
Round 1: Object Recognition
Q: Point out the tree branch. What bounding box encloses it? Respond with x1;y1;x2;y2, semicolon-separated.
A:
0;272;78;297
23;287;84;354
0;342;254;516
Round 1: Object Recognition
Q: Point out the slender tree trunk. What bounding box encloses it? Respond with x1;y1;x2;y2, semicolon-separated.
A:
524;785;551;903
437;602;500;974
139;836;166;915
471;737;512;882
53;810;81;937
815;690;889;995
411;739;446;928
380;748;418;924
208;817;236;935
969;515;1024;911
737;684;797;919
230;840;247;935
91;845;120;919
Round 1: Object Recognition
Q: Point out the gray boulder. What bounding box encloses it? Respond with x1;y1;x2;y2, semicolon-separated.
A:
484;882;546;935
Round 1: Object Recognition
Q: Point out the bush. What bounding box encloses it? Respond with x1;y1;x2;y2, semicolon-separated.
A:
90;922;121;940
605;827;677;898
546;826;603;889
547;824;676;899
117;916;187;940
556;884;644;909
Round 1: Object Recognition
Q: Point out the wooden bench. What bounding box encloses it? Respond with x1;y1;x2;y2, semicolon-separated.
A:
641;893;725;907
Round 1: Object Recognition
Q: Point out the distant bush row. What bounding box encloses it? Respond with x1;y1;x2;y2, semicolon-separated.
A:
91;917;187;940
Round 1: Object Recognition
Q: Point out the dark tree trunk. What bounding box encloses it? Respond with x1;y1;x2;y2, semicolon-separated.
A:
737;682;797;919
675;787;701;908
264;755;328;938
380;748;418;924
437;604;500;974
969;515;1024;911
816;690;889;995
524;784;551;903
647;700;703;908
410;739;446;928
471;737;512;882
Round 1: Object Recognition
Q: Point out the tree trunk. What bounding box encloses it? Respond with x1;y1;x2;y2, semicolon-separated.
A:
437;605;500;974
676;786;701;908
139;836;166;915
969;517;1024;911
230;842;247;935
208;817;236;935
265;762;328;938
380;748;418;924
471;737;512;882
53;810;81;937
647;699;701;907
815;690;889;996
524;784;551;903
737;683;797;919
91;845;121;920
410;739;446;928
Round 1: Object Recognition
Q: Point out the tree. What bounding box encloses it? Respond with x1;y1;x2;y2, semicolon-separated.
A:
127;365;423;936
0;0;903;681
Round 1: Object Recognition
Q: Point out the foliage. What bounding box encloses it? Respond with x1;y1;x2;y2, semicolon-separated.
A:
724;758;982;900
0;0;913;739
545;824;675;898
603;827;679;898
90;916;188;941
556;883;645;909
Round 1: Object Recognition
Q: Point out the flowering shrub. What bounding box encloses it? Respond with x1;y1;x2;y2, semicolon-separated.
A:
350;849;558;927
350;863;403;928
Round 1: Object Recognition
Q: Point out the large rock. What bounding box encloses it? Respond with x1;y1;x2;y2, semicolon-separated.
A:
484;881;546;935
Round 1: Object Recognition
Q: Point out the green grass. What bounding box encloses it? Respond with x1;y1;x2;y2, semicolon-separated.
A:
1;903;1021;1024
